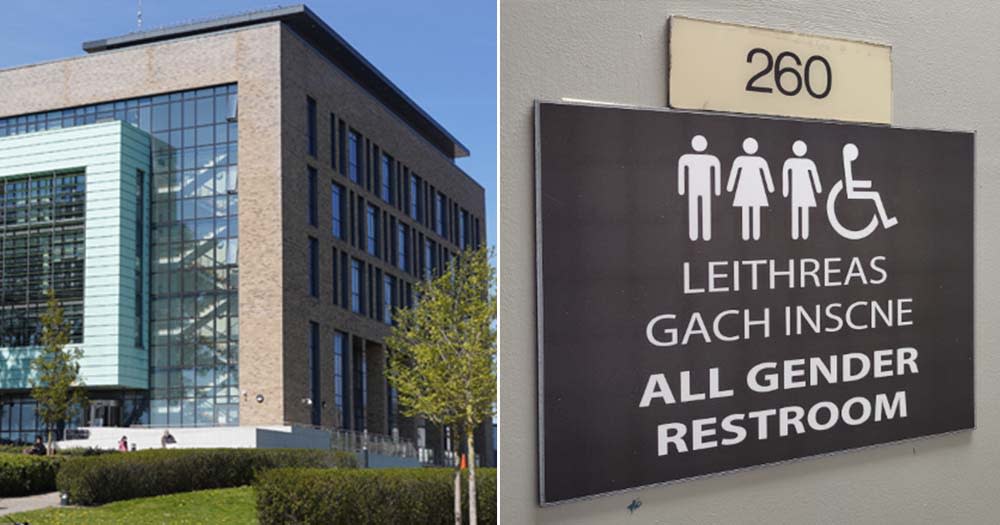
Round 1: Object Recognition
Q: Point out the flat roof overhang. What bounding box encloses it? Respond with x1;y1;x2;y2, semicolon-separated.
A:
82;4;470;159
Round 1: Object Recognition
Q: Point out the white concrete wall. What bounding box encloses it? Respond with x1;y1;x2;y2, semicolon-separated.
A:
500;1;1000;523
56;425;331;451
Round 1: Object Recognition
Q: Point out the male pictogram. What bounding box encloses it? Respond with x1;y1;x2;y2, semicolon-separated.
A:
677;135;721;241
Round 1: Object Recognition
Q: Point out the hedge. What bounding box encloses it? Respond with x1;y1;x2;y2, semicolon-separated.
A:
57;448;358;506
0;454;61;497
0;444;27;455
255;467;497;525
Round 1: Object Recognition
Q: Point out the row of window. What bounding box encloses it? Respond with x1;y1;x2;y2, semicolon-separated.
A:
308;242;414;326
305;324;394;431
0;171;87;346
309;326;397;432
304;96;482;249
0;85;238;139
327;182;468;280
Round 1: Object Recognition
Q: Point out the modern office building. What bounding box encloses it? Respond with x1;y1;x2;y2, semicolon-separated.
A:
0;5;489;464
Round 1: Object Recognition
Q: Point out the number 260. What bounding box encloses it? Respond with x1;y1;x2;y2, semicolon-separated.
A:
745;48;832;99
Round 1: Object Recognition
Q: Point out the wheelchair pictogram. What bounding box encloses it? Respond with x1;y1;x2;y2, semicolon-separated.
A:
825;143;898;240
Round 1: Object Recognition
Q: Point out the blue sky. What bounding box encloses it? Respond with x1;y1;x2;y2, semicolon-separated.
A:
0;0;497;248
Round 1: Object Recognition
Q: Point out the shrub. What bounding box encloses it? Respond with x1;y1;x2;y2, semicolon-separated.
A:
0;444;27;455
55;447;115;457
57;448;357;506
0;454;61;497
255;467;497;525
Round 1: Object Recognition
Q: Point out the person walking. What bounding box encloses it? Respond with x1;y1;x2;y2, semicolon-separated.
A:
782;140;823;239
726;137;774;240
118;435;129;452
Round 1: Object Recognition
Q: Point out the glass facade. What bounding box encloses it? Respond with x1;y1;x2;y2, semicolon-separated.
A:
0;84;240;429
0;171;86;346
146;85;240;428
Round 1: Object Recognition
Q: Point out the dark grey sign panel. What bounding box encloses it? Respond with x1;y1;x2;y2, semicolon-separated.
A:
536;102;974;504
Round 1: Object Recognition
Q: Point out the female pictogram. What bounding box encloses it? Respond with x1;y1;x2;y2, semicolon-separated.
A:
781;140;823;240
726;137;774;240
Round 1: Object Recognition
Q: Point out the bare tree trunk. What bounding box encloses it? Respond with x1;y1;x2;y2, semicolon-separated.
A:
467;429;478;524
47;428;54;456
454;461;463;525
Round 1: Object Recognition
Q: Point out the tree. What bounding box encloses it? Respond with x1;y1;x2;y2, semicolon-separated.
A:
30;289;87;455
387;247;496;525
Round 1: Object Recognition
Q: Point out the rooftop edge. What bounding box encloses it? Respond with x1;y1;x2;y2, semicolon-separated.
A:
82;4;471;159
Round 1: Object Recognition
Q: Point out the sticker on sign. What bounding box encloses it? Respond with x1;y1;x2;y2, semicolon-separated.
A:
668;16;892;124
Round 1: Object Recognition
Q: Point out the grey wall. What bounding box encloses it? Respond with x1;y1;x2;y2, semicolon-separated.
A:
499;1;1000;523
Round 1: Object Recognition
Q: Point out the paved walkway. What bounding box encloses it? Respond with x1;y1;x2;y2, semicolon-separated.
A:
0;491;61;516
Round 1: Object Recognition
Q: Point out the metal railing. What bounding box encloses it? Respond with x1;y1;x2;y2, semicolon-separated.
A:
330;429;418;459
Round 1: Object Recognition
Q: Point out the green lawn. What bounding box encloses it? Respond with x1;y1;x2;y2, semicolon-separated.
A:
6;486;257;525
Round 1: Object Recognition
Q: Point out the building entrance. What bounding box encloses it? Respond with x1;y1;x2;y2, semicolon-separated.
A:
86;400;121;427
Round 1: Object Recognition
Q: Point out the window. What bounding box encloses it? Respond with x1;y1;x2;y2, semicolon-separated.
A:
473;218;481;249
334;331;348;428
332;248;339;306
436;192;447;237
135;169;146;348
409;174;421;220
330;113;337;169
308;321;321;425
381;154;393;203
348;130;361;183
306;97;317;157
308;237;319;298
331;182;345;239
307;167;318;226
383;274;395;325
397;223;408;271
424;238;436;278
459;209;470;250
353;345;367;430
351;258;363;313
338;120;347;174
387;380;398;432
341;252;350;307
366;205;379;256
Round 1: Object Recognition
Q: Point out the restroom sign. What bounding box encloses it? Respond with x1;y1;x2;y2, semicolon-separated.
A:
535;101;974;504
